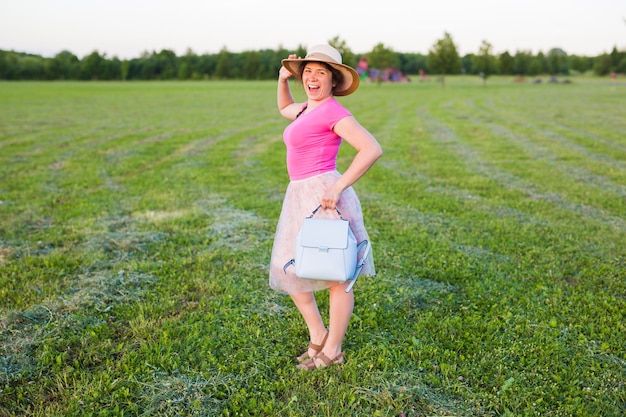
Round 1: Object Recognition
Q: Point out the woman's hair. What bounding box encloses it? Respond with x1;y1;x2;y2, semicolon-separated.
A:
298;61;344;94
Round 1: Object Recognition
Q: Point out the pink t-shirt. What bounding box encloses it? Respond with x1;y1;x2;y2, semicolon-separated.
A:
283;98;351;181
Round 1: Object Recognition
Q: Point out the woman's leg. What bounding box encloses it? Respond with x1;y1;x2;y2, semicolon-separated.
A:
318;282;354;362
290;292;328;359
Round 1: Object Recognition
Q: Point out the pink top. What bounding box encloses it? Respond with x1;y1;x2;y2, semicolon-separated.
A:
283;98;351;181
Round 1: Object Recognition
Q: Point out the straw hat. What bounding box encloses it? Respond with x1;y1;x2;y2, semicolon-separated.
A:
281;45;360;96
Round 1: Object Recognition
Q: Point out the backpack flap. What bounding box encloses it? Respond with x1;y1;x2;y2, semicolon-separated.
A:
300;218;350;250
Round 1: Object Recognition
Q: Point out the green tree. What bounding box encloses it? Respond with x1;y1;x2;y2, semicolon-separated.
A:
427;32;461;87
196;53;218;79
570;55;593;74
513;50;532;75
126;54;149;80
329;36;357;68
178;48;199;80
17;55;46;79
241;51;261;79
398;52;427;75
177;62;190;80
103;57;122;80
367;43;398;71
499;51;514;75
547;48;568;75
535;52;548;74
138;51;158;79
80;51;105;80
120;60;130;80
48;50;79;79
462;54;474;74
527;58;543;76
293;44;307;59
609;46;620;68
255;48;285;80
527;52;548;76
155;49;178;79
473;40;498;84
0;50;7;79
617;57;626;74
215;47;232;79
593;53;612;76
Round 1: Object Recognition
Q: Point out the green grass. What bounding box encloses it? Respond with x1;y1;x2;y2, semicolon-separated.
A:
1;77;625;416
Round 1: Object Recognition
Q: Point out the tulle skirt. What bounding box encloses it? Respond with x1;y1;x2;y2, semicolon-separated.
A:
269;171;375;294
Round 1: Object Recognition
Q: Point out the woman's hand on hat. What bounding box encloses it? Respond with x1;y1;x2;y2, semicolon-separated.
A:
279;54;297;81
278;66;292;81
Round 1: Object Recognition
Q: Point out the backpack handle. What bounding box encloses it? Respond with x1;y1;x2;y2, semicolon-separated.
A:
308;205;345;220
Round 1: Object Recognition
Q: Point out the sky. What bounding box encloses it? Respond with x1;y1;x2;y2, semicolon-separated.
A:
1;0;625;59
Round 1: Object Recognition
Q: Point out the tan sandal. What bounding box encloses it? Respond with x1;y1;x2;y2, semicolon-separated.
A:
295;357;317;370
316;351;345;368
296;351;345;371
296;331;328;363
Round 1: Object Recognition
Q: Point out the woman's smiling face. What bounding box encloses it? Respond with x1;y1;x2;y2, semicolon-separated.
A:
302;62;335;100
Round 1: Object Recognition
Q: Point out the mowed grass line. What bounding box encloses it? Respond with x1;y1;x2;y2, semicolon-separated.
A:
364;80;624;413
0;79;624;416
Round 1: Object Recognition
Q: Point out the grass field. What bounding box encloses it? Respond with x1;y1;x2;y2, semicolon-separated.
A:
1;77;625;416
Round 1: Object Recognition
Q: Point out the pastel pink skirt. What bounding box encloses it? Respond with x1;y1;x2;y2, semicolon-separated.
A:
269;171;375;294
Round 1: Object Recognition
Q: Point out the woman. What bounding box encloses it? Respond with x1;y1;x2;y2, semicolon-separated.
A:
270;44;382;370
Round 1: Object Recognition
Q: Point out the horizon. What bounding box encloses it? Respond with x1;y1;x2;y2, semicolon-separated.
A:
1;0;625;60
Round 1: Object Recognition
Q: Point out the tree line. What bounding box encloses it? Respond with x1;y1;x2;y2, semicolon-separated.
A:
1;34;624;81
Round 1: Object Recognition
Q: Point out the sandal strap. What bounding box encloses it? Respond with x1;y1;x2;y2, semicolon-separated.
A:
296;357;317;370
316;351;345;367
308;331;329;352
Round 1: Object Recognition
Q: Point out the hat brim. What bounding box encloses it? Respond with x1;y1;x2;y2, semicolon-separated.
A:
281;58;360;96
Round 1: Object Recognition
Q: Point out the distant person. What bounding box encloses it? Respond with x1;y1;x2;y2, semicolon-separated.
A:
357;56;369;80
270;45;382;370
369;69;382;85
